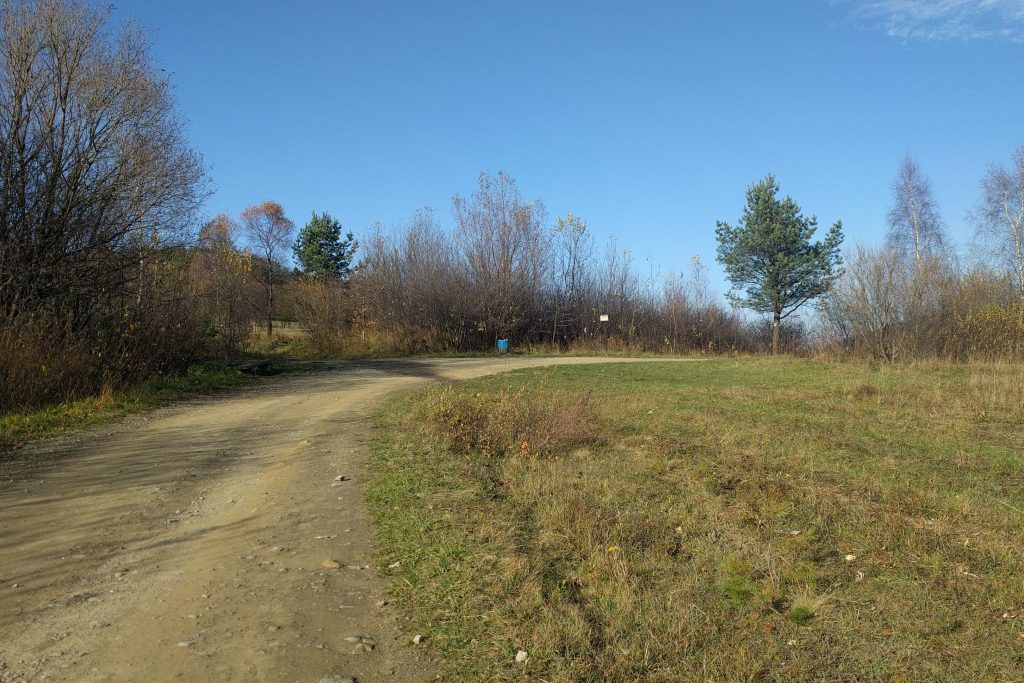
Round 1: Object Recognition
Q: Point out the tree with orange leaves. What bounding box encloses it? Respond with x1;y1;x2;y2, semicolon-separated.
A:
242;201;295;336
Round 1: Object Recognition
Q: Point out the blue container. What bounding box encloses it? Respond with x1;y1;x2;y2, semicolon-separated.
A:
497;338;510;353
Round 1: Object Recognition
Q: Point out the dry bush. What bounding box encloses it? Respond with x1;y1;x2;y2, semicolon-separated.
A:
1;258;204;413
190;215;260;358
346;325;451;357
291;278;352;355
956;302;1024;360
428;384;600;458
0;320;95;412
822;244;1022;361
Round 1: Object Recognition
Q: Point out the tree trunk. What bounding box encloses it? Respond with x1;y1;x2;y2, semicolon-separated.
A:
910;194;921;267
771;310;781;355
1015;231;1024;299
266;257;274;337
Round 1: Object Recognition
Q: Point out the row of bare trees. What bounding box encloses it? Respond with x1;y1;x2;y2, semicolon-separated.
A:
299;154;1024;362
344;154;1024;361
351;172;750;354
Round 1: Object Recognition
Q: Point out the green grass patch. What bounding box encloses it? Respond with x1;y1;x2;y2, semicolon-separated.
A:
0;363;255;451
367;358;1024;681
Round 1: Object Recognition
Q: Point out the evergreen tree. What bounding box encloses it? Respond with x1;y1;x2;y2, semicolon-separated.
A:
716;175;844;354
293;212;357;280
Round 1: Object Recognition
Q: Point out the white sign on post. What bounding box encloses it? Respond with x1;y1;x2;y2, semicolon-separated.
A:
599;314;609;322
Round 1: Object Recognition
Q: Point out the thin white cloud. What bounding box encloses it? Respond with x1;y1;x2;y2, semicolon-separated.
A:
841;0;1024;42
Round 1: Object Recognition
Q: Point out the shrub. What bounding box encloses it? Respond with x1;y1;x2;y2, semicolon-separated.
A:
291;278;352;355
428;384;600;458
0;259;204;413
0;319;95;412
956;302;1024;361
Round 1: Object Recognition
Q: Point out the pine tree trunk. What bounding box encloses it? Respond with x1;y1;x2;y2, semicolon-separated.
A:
772;310;781;355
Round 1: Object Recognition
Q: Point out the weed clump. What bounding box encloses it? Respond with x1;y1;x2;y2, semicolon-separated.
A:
428;384;600;457
788;605;815;626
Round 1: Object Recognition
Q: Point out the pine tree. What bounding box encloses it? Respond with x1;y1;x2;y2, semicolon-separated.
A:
716;175;844;354
293;212;357;280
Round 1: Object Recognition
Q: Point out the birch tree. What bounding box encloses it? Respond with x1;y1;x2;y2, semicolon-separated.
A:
886;154;946;267
974;145;1024;299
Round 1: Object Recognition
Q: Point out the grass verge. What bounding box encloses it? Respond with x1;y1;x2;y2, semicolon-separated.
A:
366;358;1024;681
0;364;255;451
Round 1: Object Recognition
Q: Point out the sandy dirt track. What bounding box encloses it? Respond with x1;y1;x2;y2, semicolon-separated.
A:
0;357;683;682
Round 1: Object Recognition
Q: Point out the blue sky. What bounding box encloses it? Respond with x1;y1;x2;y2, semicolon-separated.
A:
115;0;1023;290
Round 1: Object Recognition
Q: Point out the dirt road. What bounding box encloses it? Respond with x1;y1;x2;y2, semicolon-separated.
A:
0;357;675;682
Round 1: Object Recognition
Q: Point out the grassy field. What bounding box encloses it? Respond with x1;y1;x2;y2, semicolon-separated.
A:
366;358;1024;681
0;364;255;451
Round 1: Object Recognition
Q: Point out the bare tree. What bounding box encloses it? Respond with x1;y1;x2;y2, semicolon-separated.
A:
454;172;548;344
242;200;294;336
0;0;210;409
661;270;688;352
359;209;474;350
549;212;594;345
0;0;206;324
822;244;909;360
887;154;946;267
973;145;1024;299
598;237;638;344
351;173;753;357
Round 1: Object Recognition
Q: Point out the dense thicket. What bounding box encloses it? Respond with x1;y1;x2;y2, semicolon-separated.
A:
819;246;1023;361
0;0;207;410
334;166;1024;361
